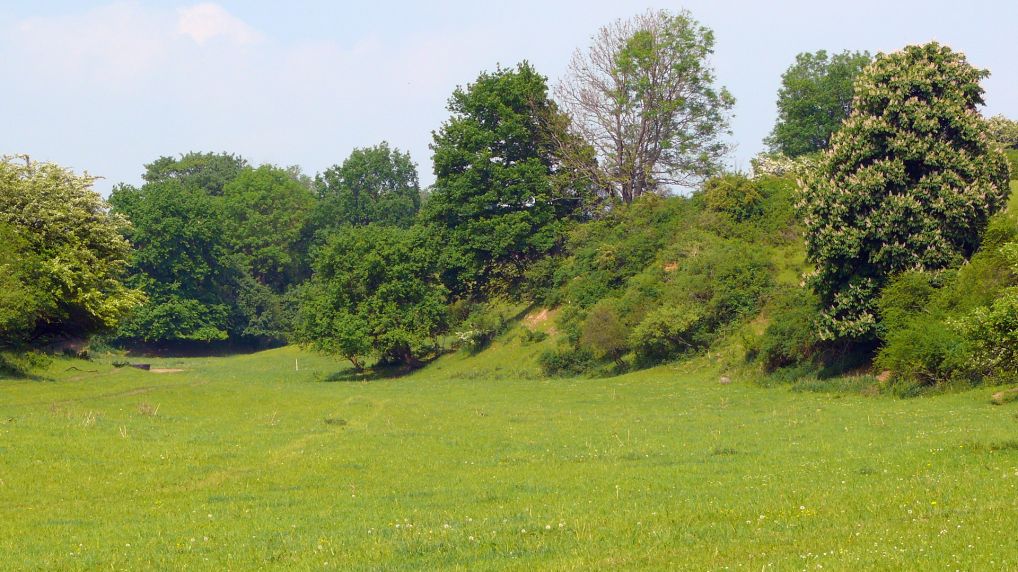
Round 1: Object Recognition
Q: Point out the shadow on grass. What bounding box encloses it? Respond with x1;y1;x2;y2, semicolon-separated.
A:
322;365;411;383
319;349;455;383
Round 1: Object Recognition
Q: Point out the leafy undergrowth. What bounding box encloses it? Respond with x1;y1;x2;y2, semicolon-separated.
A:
2;348;1018;570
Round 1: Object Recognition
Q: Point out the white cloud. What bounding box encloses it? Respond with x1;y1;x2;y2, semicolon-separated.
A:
10;2;169;84
176;3;261;46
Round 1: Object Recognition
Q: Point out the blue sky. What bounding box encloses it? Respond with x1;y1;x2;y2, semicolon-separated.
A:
3;1;1017;194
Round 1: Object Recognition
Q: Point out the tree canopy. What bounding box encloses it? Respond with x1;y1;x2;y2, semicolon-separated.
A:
295;224;448;369
557;9;734;202
0;157;142;344
766;50;872;157
313;142;421;231
223;165;316;291
799;42;1011;340
424;62;567;296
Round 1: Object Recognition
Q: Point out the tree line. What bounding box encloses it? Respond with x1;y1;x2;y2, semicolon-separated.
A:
3;8;1016;389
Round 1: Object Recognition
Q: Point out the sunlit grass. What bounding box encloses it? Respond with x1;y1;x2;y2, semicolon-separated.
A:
2;345;1017;570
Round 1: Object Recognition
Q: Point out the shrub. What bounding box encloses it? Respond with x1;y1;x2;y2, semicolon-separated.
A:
579;300;629;363
758;288;821;372
455;302;511;353
874;319;968;389
538;347;596;377
630;305;700;362
875;270;941;337
702;174;763;221
952;288;1018;381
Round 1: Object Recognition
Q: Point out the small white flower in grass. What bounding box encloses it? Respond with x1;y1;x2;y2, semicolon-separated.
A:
545;524;551;530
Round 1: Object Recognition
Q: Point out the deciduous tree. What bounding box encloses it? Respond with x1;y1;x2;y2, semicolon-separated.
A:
557;9;734;203
799;43;1011;340
765;50;871;157
0;156;142;342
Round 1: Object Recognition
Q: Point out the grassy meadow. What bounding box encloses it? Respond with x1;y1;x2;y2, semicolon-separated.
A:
2;341;1017;570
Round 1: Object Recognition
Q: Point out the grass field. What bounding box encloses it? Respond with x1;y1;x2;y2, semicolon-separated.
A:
2;344;1018;571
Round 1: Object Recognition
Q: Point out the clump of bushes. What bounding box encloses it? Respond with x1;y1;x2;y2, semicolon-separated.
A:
451;300;515;353
757;287;821;372
873;210;1018;392
538;347;597;377
702;174;763;221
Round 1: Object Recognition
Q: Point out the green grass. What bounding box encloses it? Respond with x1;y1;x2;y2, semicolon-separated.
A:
2;346;1018;570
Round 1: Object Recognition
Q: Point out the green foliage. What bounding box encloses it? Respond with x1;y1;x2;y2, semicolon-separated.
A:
313;142;421;230
424;62;566;296
546;190;780;371
111;180;235;343
766;50;871;157
874;270;941;337
629;305;699;362
538;346;596;377
578;300;629;363
875;317;967;390
0;157;142;343
112;155;312;346
295;225;448;369
875;207;1018;389
951;289;1018;380
800;43;1011;341
758;288;821;372
222;165;315;291
986;115;1018;149
559;9;734;202
142;152;248;195
702;173;764;221
453;301;513;353
0;223;46;346
548;195;691;308
1006;150;1018;181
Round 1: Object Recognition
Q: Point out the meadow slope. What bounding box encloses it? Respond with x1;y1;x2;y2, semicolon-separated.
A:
2;347;1017;570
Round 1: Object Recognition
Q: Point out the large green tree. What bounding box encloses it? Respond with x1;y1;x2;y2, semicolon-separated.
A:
142;152;248;196
295;225;447;369
0;157;142;343
424;62;568;295
799;43;1011;340
110;180;234;343
766;50;871;157
313;142;421;231
222;165;316;291
557;9;734;202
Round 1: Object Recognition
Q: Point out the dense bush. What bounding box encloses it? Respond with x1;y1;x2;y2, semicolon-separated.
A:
630;305;700;362
702;174;763;221
758;288;821;372
578;300;629;363
454;301;513;353
875;208;1018;390
952;289;1018;381
538;347;597;377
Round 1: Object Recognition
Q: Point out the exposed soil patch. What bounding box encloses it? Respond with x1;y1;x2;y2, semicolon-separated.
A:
524;308;552;327
523;307;559;335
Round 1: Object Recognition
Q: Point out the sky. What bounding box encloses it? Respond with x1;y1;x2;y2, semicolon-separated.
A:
3;0;1017;195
